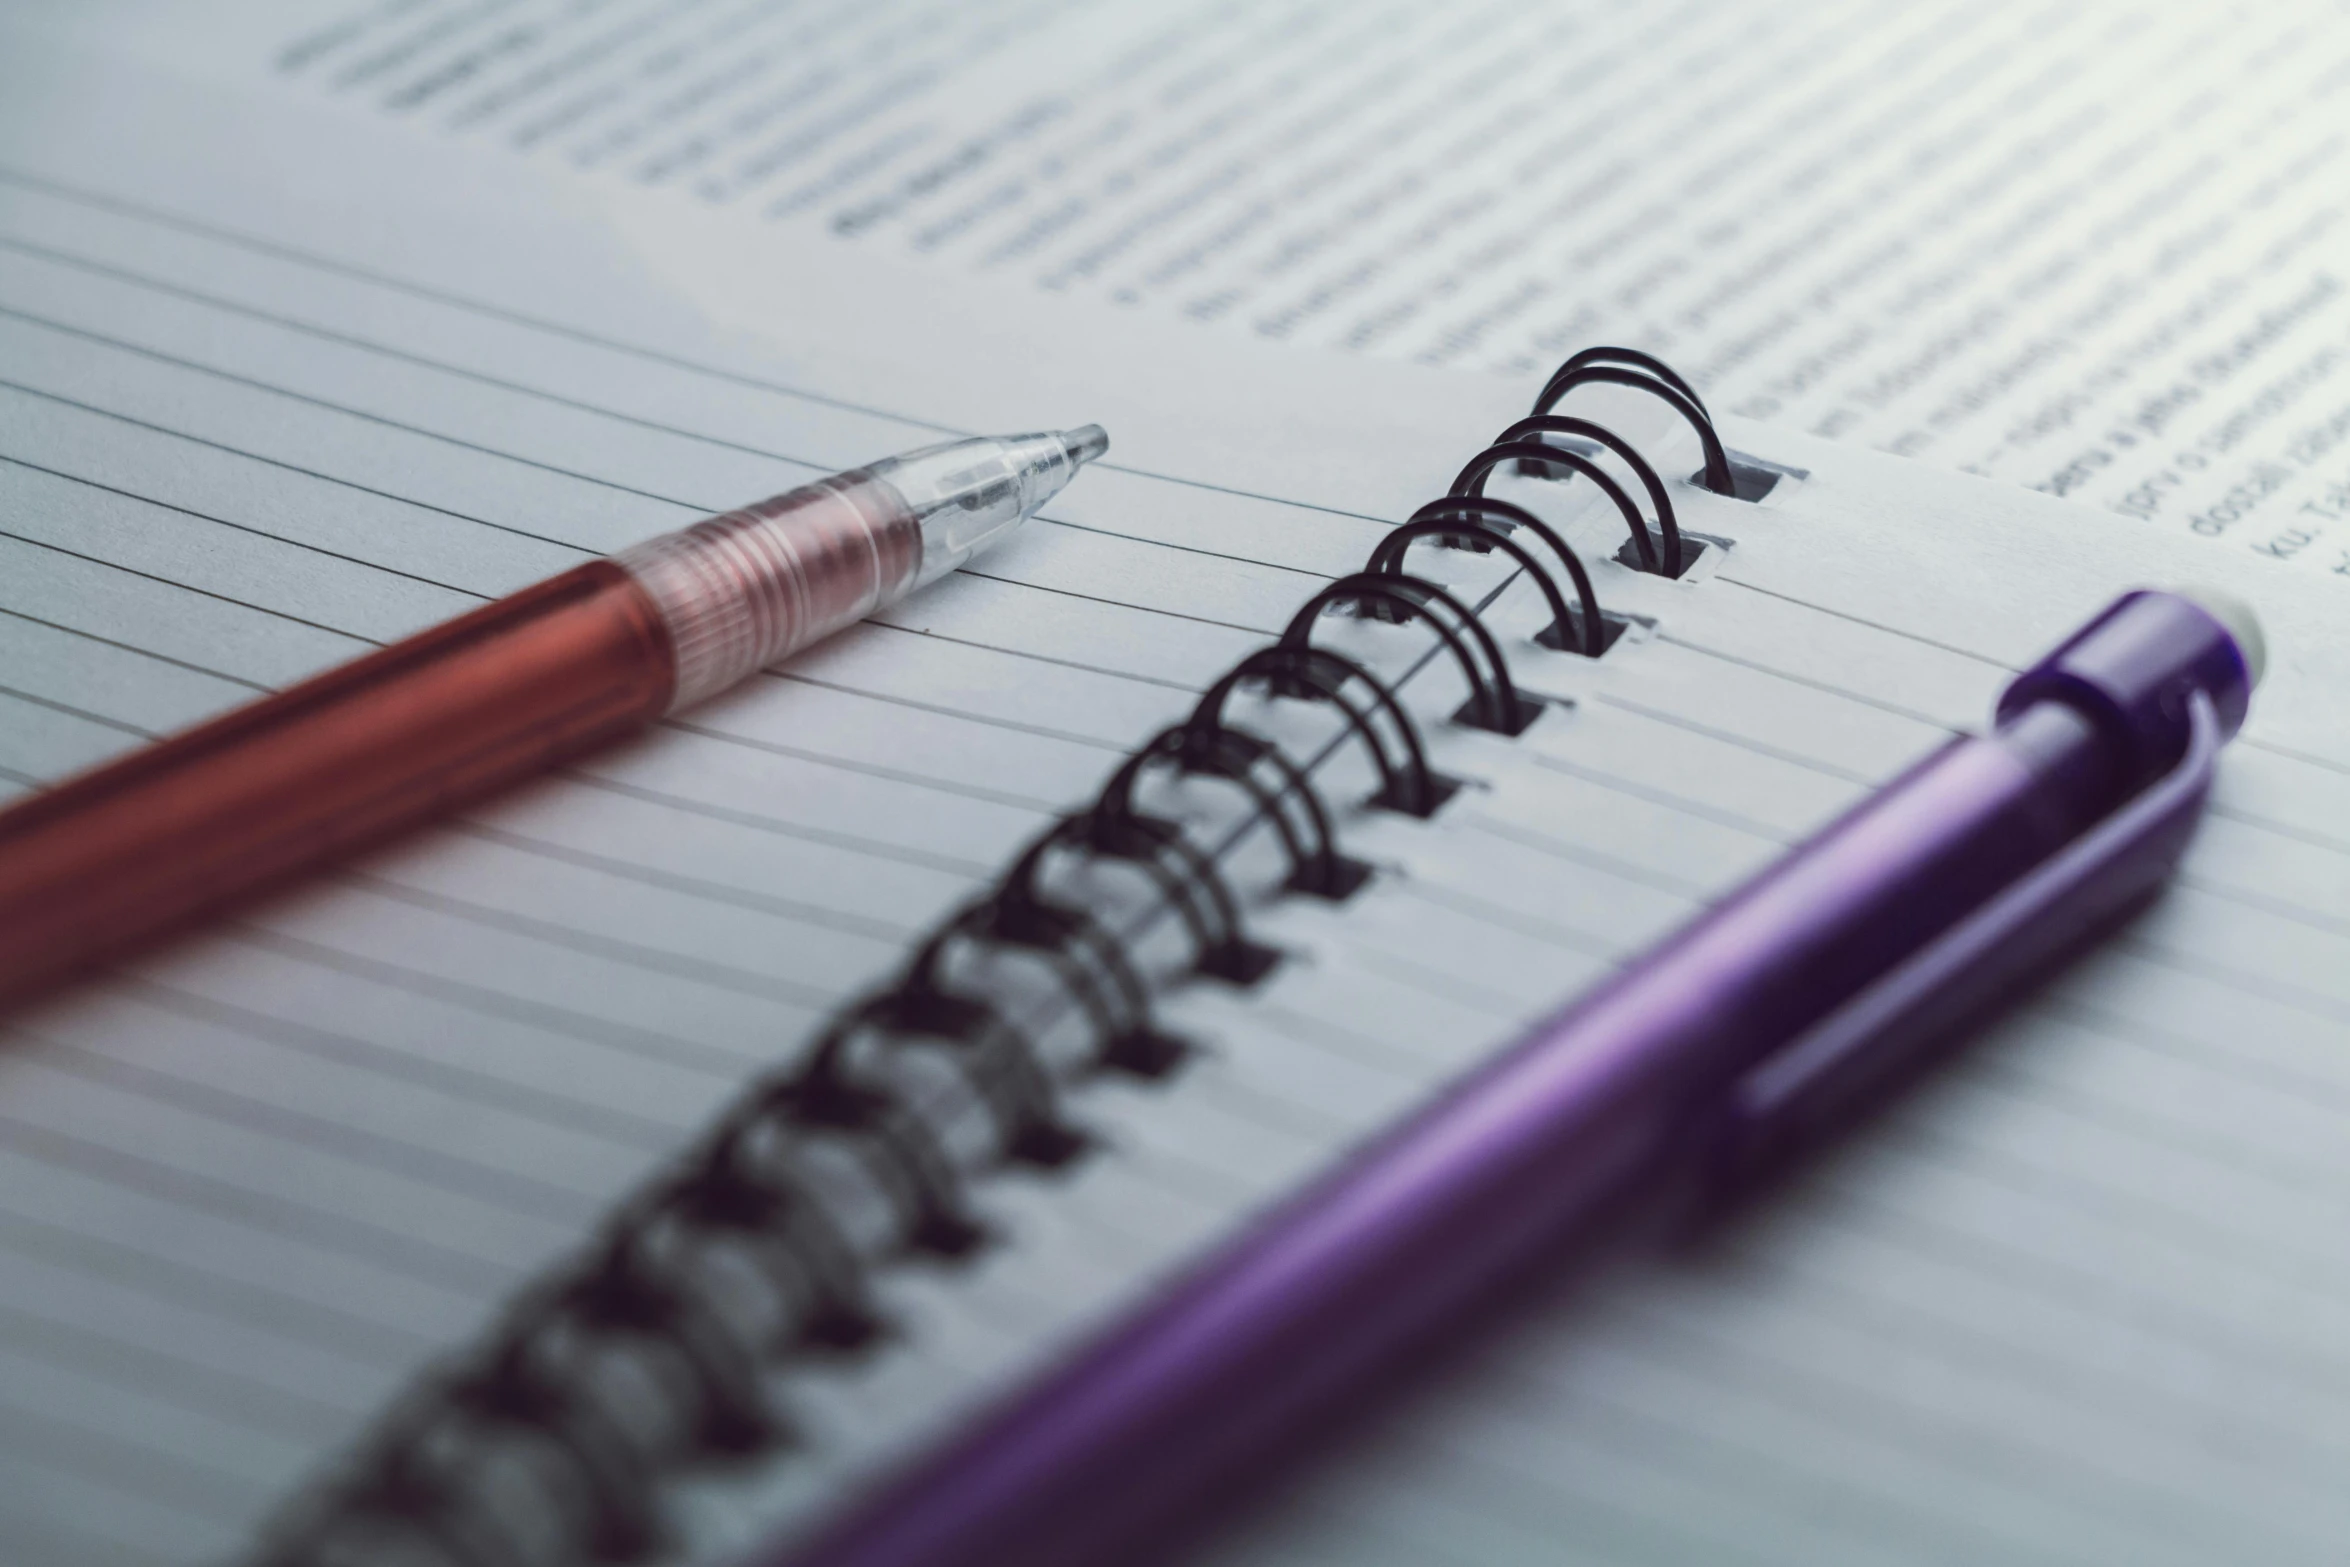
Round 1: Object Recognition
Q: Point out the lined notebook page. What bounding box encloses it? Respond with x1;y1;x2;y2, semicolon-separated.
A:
0;41;1561;1564
2;36;2348;1567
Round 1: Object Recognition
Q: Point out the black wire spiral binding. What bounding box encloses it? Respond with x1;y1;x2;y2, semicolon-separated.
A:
253;348;1761;1567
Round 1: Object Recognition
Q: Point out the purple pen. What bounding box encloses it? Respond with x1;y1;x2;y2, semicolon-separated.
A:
773;588;2263;1567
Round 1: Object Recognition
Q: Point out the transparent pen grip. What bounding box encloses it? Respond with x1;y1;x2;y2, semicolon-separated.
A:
615;473;922;713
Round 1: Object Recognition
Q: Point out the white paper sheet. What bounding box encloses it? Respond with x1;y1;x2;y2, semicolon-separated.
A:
26;0;2350;577
1;28;2348;1567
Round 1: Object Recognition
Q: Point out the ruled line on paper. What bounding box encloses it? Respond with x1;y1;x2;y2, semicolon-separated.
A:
0;157;1400;529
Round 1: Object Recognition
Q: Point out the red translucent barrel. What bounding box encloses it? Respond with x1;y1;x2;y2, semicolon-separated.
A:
0;560;673;1009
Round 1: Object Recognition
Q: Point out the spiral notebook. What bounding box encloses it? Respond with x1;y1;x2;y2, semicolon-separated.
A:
5;33;2350;1567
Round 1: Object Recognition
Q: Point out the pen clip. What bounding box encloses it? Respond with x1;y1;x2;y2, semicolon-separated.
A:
1712;691;2223;1192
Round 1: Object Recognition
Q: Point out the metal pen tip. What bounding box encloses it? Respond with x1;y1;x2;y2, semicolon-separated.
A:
1061;424;1110;467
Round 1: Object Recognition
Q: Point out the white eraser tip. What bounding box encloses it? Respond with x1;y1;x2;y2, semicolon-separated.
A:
2174;585;2267;688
